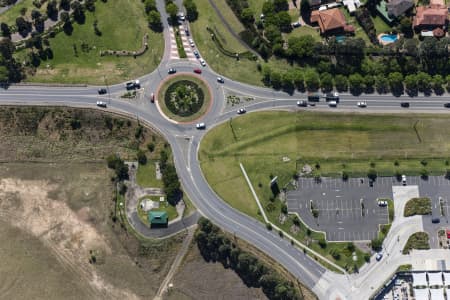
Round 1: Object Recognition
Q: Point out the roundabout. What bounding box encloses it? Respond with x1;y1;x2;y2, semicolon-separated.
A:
156;74;212;123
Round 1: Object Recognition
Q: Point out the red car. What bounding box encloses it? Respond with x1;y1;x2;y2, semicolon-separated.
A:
193;68;202;74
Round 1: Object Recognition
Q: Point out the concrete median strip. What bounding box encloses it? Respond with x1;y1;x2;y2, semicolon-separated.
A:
239;163;346;274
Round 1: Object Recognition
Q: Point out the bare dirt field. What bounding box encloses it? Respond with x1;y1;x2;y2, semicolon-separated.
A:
0;162;185;300
165;243;268;300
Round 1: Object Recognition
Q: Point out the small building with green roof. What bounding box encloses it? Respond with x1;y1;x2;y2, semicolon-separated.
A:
148;211;168;228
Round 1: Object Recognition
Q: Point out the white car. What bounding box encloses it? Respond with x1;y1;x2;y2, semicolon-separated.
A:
189;38;195;47
199;58;206;67
377;200;388;207
217;77;224;83
401;175;407;185
178;12;185;21
328;101;337;107
196;122;205;129
237;108;246;114
357;101;367;108
96;101;107;108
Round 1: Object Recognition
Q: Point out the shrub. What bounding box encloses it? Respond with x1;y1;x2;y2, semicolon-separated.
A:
367;168;377;180
137;150;147;165
318;238;327;248
147;142;155;152
404;197;431;216
342;171;349;181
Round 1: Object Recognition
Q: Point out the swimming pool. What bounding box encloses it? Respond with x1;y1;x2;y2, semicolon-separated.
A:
380;34;398;43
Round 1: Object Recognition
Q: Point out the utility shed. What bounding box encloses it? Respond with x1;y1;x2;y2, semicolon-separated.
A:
148;211;168;227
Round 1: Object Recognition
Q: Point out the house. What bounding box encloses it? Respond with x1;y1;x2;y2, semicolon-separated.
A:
148;211;168;227
310;8;352;34
386;0;414;18
413;0;448;30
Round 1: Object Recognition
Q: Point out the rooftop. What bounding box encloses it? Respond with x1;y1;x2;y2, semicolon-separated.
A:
310;8;347;33
148;211;168;225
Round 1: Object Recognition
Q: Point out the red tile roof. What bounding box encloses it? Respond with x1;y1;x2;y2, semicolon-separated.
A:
310;8;347;33
413;4;448;27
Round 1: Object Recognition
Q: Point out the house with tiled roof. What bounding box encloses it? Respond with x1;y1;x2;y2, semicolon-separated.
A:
413;0;448;30
386;0;414;18
310;8;353;34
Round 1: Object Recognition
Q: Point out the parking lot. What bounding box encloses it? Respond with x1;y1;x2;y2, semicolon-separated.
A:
287;177;393;241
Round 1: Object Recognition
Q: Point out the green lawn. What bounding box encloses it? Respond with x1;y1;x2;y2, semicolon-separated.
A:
402;232;430;254
372;15;392;34
340;7;370;43
136;161;163;188
19;0;163;84
200;111;450;269
0;0;36;26
404;197;432;217
285;26;321;42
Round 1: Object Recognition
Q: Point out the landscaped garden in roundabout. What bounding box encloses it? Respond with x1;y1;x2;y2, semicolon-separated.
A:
157;75;211;122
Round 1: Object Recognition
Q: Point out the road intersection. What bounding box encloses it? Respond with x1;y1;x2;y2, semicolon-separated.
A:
1;2;450;299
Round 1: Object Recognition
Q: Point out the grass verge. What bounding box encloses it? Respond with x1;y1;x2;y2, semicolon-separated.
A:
136;160;163;188
18;0;163;84
402;232;430;254
157;74;211;122
174;27;187;58
404;197;432;217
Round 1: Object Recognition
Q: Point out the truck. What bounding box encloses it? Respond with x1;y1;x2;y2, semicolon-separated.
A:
325;92;339;103
307;93;320;102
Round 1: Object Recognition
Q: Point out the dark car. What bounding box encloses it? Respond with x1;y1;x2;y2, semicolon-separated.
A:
168;68;177;74
432;217;440;224
193;68;202;74
401;102;410;108
444;103;450;108
126;82;135;90
193;50;200;58
98;88;107;95
150;93;155;103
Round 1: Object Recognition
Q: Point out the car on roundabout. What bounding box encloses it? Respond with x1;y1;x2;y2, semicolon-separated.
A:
196;122;206;129
237;108;246;114
199;58;206;67
217;77;224;83
193;68;202;74
357;101;367;108
96;101;107;108
168;68;177;74
98;88;107;95
150;93;155;103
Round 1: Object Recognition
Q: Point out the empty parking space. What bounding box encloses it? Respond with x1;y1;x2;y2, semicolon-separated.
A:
287;177;393;241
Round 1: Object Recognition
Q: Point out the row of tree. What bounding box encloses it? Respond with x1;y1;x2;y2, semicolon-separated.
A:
159;149;181;206
196;218;302;300
144;0;162;32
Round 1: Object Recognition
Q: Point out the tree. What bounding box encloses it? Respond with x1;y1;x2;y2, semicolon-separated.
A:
416;72;432;92
148;10;162;31
264;24;282;45
433;74;444;95
276;11;291;32
166;2;178;21
281;71;295;92
348;73;364;94
240;8;254;24
31;9;41;20
292;69;304;91
60;0;71;11
320;72;333;92
184;0;198;21
269;71;282;89
287;35;315;60
399;17;412;37
16;16;31;37
364;74;374;93
334;74;348;92
60;11;70;23
273;0;289;12
0;23;11;37
85;0;96;12
137;150;147;165
46;0;58;20
371;237;382;251
145;0;157;13
304;69;319;91
71;1;85;24
367;168;377;181
404;74;417;94
388;72;404;95
375;75;389;93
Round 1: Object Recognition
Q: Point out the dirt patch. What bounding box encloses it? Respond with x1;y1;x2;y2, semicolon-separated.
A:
165;244;268;300
0;163;185;300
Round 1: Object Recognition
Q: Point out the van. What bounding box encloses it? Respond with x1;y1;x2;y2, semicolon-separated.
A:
307;93;320;102
328;101;337;107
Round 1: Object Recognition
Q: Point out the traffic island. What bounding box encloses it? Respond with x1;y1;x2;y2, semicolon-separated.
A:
156;74;212;123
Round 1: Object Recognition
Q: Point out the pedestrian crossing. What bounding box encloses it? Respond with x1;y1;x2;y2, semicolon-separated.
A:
168;25;198;62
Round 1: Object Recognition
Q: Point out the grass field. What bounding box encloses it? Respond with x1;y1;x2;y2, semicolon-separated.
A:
286;26;321;42
200;111;450;270
136;160;163;188
0;0;36;26
17;0;163;84
157;75;211;122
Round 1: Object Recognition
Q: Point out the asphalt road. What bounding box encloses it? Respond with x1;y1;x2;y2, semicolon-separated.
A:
2;4;450;298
